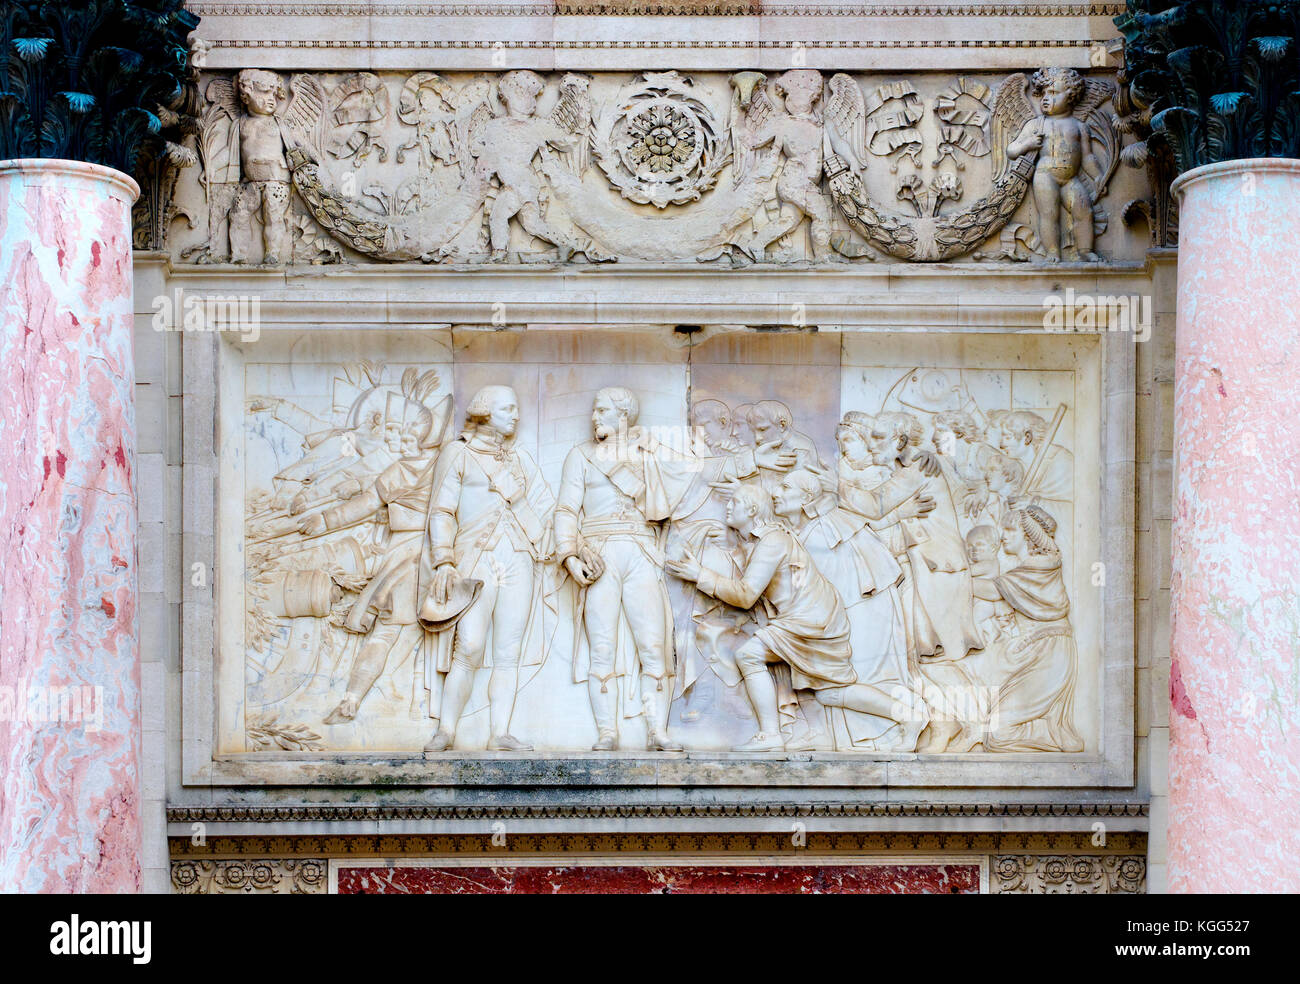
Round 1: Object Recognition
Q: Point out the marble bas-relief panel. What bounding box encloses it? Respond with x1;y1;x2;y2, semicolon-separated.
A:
237;331;455;753
228;329;1100;758
841;333;1101;760
164;65;1146;269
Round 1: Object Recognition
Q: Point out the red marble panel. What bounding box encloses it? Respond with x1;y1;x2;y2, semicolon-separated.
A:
337;863;979;894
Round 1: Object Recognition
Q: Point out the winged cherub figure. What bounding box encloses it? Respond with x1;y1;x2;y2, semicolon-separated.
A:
731;69;836;262
468;70;591;262
199;69;324;265
1003;67;1117;262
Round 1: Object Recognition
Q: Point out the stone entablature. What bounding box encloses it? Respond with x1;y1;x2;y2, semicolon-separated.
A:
185;2;1126;72
128;1;1169;892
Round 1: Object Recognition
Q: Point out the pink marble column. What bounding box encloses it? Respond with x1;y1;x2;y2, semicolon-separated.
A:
1169;159;1300;893
0;160;141;892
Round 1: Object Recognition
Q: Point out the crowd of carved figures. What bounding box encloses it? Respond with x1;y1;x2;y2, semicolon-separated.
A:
170;64;1128;265
244;369;1083;755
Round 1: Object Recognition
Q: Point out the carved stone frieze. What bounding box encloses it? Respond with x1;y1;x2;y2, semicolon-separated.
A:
170;858;327;894
166;66;1129;266
824;68;1117;261
992;854;1146;894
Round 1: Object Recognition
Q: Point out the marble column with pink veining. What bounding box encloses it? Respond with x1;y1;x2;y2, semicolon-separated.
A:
1170;159;1300;893
0;160;141;892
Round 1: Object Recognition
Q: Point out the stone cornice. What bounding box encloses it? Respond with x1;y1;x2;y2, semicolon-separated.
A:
143;256;1156;330
206;37;1101;48
187;0;1124;68
186;2;1125;15
168;802;1150;823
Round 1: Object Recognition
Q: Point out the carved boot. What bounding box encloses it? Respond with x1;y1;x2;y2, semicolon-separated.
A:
732;732;785;752
895;714;929;753
735;669;784;752
643;676;683;752
488;734;534;752
647;727;686;753
589;677;618;751
919;718;961;753
785;730;829;752
786;693;828;750
646;728;683;752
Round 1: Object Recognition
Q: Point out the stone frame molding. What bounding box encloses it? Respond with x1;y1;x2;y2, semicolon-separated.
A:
157;256;1141;796
167;830;1149;893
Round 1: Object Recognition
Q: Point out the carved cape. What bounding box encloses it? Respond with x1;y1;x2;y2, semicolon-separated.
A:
984;553;1082;753
794;493;911;745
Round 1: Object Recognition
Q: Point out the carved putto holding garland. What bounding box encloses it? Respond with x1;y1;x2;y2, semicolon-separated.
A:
167;67;1127;266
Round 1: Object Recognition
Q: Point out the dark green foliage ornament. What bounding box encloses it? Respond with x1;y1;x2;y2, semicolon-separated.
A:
0;0;199;174
1116;0;1300;175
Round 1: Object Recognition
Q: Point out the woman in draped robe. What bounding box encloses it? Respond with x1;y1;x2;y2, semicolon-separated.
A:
977;504;1084;753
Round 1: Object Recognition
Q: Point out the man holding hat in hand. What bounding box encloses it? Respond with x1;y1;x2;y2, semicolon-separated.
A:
418;384;556;752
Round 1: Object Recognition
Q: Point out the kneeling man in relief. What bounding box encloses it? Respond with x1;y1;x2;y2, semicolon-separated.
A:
667;483;911;751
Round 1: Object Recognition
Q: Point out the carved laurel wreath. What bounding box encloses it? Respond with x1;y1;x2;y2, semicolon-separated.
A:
593;71;731;208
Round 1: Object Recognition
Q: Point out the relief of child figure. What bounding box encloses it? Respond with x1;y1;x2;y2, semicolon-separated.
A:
963;450;1024;529
739;69;837;262
965;525;1016;645
226;69;299;265
1007;67;1103;262
471;70;589;263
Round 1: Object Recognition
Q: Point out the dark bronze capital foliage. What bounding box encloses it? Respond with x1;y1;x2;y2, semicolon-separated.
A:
1116;0;1300;174
0;0;200;175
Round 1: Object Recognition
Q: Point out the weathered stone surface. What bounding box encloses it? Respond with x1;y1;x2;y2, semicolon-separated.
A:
130;3;1176;892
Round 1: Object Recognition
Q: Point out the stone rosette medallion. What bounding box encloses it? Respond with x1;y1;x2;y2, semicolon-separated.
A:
596;71;729;208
